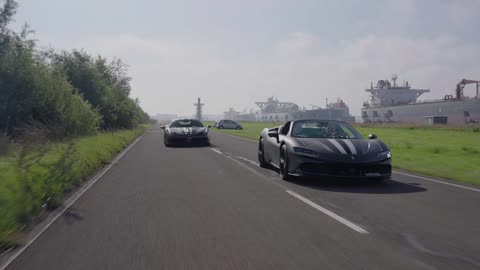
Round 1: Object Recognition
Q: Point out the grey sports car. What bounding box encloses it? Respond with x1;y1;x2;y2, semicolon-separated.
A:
162;119;211;147
258;120;392;181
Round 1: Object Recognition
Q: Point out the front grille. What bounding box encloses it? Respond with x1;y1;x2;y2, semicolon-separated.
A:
168;136;208;143
169;137;188;143
299;163;391;177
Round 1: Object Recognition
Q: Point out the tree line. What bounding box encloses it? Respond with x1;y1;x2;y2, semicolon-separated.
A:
0;0;150;138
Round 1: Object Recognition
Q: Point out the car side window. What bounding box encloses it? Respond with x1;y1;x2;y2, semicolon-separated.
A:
280;122;291;135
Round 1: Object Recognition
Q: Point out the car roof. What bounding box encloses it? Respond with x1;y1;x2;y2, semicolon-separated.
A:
170;118;201;123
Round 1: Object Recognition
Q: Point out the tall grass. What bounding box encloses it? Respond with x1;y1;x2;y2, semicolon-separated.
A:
0;125;148;249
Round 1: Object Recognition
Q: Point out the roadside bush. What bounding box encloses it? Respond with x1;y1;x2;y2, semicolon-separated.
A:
0;0;149;136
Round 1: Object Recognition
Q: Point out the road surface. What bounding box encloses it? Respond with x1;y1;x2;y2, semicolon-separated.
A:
4;125;480;269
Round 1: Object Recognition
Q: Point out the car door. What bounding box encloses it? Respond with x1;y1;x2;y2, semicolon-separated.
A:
269;122;291;166
222;120;230;129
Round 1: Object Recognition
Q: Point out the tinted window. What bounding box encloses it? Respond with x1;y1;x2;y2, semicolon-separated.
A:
280;122;291;135
169;120;204;128
291;120;362;139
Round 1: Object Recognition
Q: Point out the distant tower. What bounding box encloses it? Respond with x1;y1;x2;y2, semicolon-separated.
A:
194;97;204;121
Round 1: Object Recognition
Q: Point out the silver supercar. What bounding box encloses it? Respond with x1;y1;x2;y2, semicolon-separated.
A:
258;120;392;181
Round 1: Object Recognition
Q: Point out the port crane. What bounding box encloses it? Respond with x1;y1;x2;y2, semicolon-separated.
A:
455;79;480;100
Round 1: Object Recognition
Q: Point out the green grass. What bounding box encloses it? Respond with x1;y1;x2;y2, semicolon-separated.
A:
207;121;480;186
0;125;149;249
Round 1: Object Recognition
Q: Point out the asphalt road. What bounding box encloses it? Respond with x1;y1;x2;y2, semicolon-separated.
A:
4;125;480;270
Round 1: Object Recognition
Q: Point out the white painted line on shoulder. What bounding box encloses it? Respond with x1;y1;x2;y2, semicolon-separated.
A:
286;190;369;234
222;154;286;190
235;156;259;166
0;133;146;270
393;171;480;193
210;148;223;155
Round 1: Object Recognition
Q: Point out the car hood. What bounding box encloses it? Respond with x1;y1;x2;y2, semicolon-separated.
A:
295;138;389;162
168;127;207;135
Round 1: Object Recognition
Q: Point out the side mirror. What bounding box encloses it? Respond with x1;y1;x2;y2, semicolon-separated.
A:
160;126;165;130
268;129;279;142
368;134;377;139
207;125;212;128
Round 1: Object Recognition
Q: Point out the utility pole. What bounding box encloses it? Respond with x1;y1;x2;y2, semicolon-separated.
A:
194;97;204;121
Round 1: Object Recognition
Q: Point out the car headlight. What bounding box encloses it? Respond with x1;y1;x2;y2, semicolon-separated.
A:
378;150;392;159
293;147;318;156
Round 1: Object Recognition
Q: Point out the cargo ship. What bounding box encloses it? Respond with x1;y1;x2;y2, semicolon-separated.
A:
361;75;480;125
224;97;355;123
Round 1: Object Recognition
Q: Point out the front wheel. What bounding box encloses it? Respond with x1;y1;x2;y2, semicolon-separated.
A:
279;145;292;181
258;138;268;168
218;125;224;129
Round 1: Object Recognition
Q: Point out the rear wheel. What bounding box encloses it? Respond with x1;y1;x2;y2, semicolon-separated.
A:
279;145;292;181
235;126;241;130
258;138;268;168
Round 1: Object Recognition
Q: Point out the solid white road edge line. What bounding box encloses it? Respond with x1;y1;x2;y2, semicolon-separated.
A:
233;155;259;166
394;171;480;193
0;133;146;270
213;131;480;193
286;190;369;234
211;148;223;155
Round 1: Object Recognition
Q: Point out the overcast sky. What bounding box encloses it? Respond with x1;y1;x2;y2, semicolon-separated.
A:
12;0;480;116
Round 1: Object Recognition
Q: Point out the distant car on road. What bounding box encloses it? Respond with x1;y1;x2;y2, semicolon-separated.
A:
258;119;392;181
162;119;211;147
216;120;243;129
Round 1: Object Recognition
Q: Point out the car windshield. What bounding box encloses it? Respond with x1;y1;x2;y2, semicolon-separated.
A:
291;120;363;139
169;120;204;128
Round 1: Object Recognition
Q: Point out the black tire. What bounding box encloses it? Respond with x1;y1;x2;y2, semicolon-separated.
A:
164;137;170;147
258;138;268;168
279;145;292;181
235;126;241;130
